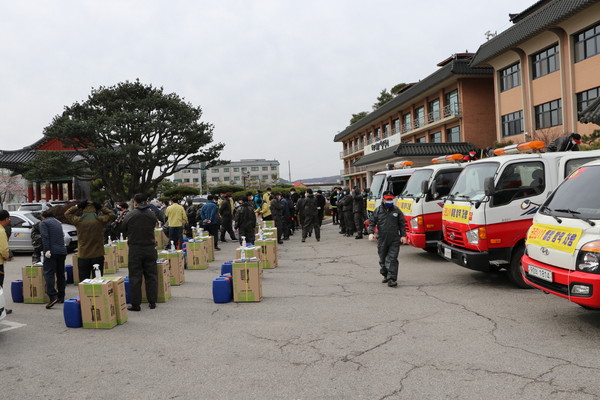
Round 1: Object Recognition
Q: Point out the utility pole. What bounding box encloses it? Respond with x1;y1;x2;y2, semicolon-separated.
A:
288;160;291;182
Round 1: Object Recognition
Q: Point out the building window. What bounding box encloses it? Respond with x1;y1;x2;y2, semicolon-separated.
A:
271;166;277;171
532;44;559;79
445;90;459;115
193;178;199;183
193;169;199;174
414;106;425;128
392;119;400;134
499;63;520;92
251;167;259;171
574;22;600;62
223;167;229;172
211;168;219;173
382;123;389;138
446;126;460;142
262;175;269;179
375;127;381;140
577;86;600;112
211;177;219;182
262;166;268;171
535;100;562;129
234;167;240;172
183;179;190;183
234;176;240;181
224;177;230;181
501;110;524;137
242;167;247;172
428;99;440;122
402;113;411;132
430;132;441;143
415;136;426;143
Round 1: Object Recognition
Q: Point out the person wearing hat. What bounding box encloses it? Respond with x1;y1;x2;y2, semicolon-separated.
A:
367;190;407;287
296;188;320;242
234;192;257;245
547;133;581;152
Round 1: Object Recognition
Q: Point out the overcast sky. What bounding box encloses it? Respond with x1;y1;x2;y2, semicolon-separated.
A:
0;0;529;181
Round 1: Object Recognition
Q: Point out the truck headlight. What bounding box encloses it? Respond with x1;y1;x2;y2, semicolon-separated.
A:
410;216;422;230
466;228;479;245
577;241;600;274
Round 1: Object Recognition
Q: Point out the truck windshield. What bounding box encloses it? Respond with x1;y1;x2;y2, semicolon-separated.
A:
369;174;386;200
543;165;600;220
401;169;433;198
449;162;498;201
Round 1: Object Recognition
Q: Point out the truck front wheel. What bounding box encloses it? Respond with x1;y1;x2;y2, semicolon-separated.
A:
508;245;532;289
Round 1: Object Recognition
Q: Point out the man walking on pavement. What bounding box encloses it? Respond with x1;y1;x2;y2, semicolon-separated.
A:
122;193;159;311
269;192;284;244
0;210;13;314
367;190;407;287
219;192;237;242
199;195;221;251
297;188;320;242
315;190;326;227
165;198;187;249
352;186;366;239
40;209;68;309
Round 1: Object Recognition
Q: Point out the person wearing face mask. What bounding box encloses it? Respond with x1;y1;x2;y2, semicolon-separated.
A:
546;132;581;152
234;193;257;245
352;186;366;239
367;191;407;288
340;188;354;237
296;188;320;242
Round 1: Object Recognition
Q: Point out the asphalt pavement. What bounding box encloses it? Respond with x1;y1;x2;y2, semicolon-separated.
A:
2;223;600;399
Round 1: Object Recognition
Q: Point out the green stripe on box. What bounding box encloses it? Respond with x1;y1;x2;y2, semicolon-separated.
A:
83;321;117;329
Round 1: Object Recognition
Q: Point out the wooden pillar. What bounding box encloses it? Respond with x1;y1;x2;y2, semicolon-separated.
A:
45;182;51;201
67;181;73;200
27;182;34;202
58;182;64;200
35;182;42;202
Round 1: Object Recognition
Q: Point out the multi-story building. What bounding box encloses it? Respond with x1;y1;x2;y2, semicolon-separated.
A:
334;53;497;189
173;159;280;190
471;0;600;142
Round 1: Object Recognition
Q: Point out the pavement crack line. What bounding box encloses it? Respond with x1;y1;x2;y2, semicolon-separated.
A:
416;285;600;382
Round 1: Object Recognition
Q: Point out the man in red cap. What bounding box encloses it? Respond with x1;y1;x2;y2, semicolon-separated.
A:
367;191;407;287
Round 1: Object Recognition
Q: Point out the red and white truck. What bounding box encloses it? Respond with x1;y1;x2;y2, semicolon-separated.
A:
522;159;600;308
366;162;416;217
396;155;463;253
437;141;600;287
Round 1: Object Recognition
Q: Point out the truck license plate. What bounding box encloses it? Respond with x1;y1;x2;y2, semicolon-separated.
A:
444;248;451;259
529;265;552;282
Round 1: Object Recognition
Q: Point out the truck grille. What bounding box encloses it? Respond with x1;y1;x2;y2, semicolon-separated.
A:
525;273;569;295
445;226;465;246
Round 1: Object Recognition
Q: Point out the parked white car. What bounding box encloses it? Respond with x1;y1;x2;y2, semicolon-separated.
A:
8;211;78;252
0;286;6;321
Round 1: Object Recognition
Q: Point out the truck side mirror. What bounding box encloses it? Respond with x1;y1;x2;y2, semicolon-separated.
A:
484;177;495;197
520;199;531;210
420;180;429;196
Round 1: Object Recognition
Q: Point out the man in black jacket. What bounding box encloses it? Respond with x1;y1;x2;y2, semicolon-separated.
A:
352;186;366;239
122;193;159;311
219;193;236;242
40;209;68;309
297;189;320;242
367;191;407;287
269;192;284;244
315;190;326;227
234;193;257;245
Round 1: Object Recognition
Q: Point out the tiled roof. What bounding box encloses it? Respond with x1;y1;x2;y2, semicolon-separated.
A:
0;149;79;169
394;142;479;157
471;0;598;66
333;58;492;142
353;146;398;167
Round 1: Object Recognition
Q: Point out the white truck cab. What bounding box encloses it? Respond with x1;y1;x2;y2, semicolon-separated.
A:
396;156;463;252
522;159;600;308
438;140;600;288
366;162;416;216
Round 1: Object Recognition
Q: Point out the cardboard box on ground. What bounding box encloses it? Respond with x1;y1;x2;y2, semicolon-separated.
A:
116;240;128;268
22;266;50;304
235;246;263;262
103;244;118;274
141;259;172;303
71;255;81;284
232;258;263;302
101;276;128;324
78;279;117;329
155;228;169;250
186;239;210;270
255;238;278;269
158;250;185;286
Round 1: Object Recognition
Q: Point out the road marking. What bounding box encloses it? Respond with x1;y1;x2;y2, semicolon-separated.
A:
0;320;27;332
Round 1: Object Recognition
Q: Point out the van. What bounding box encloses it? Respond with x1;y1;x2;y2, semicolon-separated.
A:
522;159;600;308
366;163;416;216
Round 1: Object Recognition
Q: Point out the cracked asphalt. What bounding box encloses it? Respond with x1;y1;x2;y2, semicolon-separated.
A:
3;223;600;399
